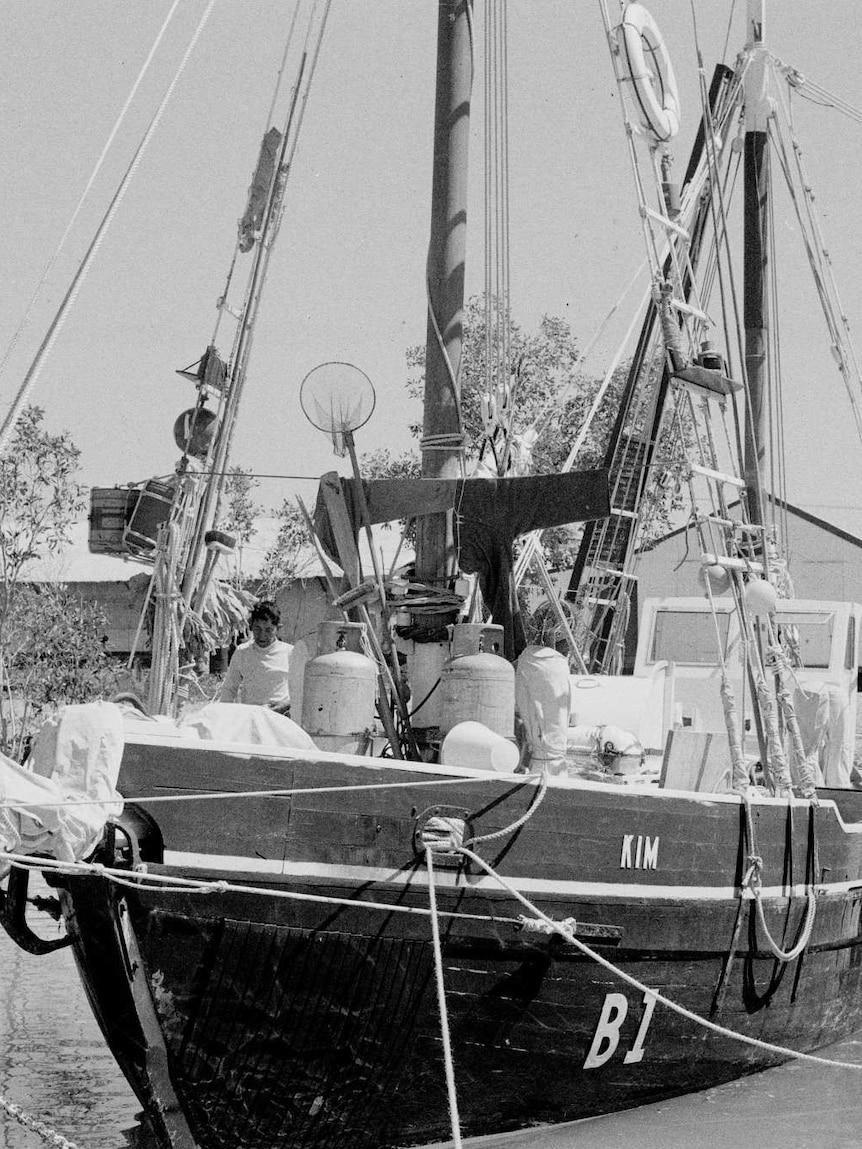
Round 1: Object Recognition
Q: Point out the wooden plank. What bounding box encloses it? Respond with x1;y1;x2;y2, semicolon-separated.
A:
660;729;733;793
320;471;361;587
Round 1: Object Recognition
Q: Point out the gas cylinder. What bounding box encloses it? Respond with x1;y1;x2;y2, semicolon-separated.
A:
450;622;505;659
301;621;377;753
439;623;514;739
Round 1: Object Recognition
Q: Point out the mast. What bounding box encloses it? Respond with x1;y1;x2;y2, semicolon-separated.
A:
141;4;332;713
742;0;769;527
415;0;473;590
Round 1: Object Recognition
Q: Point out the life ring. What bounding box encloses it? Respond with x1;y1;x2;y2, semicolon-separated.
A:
617;3;681;144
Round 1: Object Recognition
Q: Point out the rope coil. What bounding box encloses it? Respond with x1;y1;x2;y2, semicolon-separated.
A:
743;796;818;962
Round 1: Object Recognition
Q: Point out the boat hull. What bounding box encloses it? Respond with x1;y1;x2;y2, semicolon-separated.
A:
51;738;862;1148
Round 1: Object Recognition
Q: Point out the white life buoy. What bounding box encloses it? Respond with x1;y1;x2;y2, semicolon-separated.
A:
617;3;681;144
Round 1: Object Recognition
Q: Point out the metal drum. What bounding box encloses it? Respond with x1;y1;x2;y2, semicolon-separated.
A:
123;480;175;557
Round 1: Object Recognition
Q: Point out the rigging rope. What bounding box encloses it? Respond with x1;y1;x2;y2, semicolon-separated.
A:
772;54;862;127
768;65;862;446
145;0;333;708
208;0;333;513
0;0;183;391
743;794;818;959
206;0;308;357
512;277;651;587
719;0;738;67
481;0;514;475
701;574;748;791
0;0;219;458
568;6;764;676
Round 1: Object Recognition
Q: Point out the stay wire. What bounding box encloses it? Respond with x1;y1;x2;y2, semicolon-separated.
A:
0;0;184;391
209;0;303;349
0;0;219;458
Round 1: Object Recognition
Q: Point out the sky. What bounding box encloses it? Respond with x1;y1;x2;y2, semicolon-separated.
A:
2;0;862;552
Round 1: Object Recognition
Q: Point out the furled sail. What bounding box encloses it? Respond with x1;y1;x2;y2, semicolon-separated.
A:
238;126;283;252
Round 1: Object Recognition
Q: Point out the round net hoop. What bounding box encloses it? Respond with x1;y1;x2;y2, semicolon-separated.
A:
299;361;376;437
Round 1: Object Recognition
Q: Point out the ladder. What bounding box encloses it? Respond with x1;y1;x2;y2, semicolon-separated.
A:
566;34;744;673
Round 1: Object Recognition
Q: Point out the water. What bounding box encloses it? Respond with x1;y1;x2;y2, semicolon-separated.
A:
436;1041;862;1149
0;929;140;1149
2;910;862;1149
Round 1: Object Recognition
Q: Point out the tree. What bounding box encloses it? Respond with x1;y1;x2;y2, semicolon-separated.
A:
255;499;315;599
0;406;85;601
401;298;625;473
218;465;263;586
365;295;627;569
220;465;262;545
2;585;115;759
0;406;112;755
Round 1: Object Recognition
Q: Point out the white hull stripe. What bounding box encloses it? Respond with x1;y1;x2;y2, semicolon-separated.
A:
162;851;861;902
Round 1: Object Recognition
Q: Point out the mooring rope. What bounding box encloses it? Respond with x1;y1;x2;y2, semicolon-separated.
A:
425;847;463;1149
464;767;549;846
3;823;862;1149
0;1093;83;1149
1;772;858;1122
455;846;862;1071
0;849;529;929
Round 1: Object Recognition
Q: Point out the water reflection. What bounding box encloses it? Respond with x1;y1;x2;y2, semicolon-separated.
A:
0;928;140;1149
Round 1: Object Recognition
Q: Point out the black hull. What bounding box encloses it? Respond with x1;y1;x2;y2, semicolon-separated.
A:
50;739;862;1148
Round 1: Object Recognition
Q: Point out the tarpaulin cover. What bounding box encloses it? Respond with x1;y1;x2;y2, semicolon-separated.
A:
313;469;610;659
0;701;124;871
792;681;852;788
177;702;315;749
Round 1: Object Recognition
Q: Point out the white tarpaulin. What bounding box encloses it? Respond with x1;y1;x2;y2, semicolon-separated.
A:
0;701;124;871
177;701;315;749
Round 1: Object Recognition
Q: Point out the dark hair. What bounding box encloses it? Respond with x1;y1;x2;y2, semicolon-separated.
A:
250;600;280;626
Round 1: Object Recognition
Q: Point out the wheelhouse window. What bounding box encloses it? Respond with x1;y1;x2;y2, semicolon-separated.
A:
649;610;730;665
775;611;834;670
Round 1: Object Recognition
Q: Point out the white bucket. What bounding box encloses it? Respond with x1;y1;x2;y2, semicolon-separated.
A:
440;721;520;772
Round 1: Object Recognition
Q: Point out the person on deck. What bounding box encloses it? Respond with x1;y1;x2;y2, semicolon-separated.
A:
217;600;293;714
